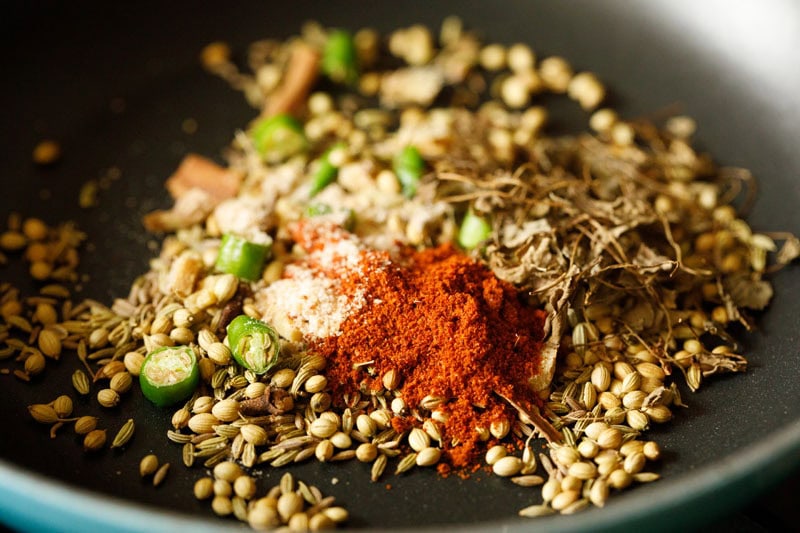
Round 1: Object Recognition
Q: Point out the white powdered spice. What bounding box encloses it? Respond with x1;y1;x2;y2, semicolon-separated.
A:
257;222;373;339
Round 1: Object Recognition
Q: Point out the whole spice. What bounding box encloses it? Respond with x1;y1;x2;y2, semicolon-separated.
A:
28;404;59;424
74;416;98;435
153;463;171;487
140;454;159;477
139;345;200;407
83;429;107;452
97;388;120;408
52;395;73;418
226;315;281;374
111;418;135;449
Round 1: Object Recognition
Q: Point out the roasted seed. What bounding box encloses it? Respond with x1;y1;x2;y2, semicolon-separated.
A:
415;446;441;467
567;460;597;480
408;427;430;452
153;463;170;486
74;416;98;435
97;388;120;408
626;409;650;431
551;489;580;512
608;468;633;490
308;417;338;439
182;442;195;467
83;429;107;452
371;454;387;481
211;495;232;516
645;404;673;424
192;396;215;414
52;395;73;418
194;477;214;500
490;418;511;439
485;444;507;466
123;352;144;376
213;461;244;482
519;504;556;518
109;371;133;394
511;475;545;487
248;506;279;530
240;424;268;445
188;413;219;434
234;475;257;500
276;492;303;522
28;404;59;424
140;454;159;477
111;418;135;448
554;445;580;467
37;329;62;358
304;374;328;394
643;440;661;461
596;427;623;449
633;472;660;483
541;478;561;502
213;479;232;497
206;342;231;365
560;497;590;515
577;439;599;459
492;456;523;477
589;478;609;507
322;506;349;523
211;398;240;422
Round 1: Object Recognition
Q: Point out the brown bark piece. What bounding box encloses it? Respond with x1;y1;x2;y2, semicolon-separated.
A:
165;153;242;201
264;41;320;117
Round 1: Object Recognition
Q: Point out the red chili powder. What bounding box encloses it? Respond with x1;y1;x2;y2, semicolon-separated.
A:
297;221;547;470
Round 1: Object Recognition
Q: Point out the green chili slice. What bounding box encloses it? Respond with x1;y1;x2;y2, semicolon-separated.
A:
250;113;307;163
321;29;359;85
139;346;199;407
226;315;281;375
309;143;345;197
215;233;272;281
392;145;425;198
458;209;492;250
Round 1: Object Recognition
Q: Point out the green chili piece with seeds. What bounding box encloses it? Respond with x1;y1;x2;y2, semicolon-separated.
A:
139;346;200;407
226;315;281;375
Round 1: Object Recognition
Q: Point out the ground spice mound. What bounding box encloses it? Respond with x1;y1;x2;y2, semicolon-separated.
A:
313;236;547;469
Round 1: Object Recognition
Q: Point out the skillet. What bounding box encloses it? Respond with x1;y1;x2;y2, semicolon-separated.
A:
1;0;798;531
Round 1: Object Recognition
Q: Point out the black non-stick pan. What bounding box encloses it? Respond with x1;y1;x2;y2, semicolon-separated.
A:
1;1;799;531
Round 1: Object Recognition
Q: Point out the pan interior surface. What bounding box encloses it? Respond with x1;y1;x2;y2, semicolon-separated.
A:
0;1;798;531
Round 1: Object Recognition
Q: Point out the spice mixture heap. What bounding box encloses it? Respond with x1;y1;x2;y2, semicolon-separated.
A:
5;17;798;530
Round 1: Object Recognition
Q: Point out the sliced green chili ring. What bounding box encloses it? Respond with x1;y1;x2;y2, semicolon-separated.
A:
215;233;272;281
250;113;307;163
139;346;200;407
309;143;346;197
321;29;359;85
392;145;425;198
458;209;492;250
226;315;281;375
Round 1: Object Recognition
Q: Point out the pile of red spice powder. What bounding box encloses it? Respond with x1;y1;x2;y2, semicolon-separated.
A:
293;221;547;471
